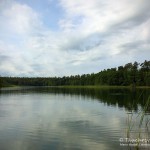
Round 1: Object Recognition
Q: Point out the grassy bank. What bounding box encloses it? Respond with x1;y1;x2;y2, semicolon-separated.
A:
53;85;150;89
1;85;150;89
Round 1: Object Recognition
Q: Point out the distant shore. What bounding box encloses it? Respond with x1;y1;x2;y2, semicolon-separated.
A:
1;85;150;89
53;85;150;89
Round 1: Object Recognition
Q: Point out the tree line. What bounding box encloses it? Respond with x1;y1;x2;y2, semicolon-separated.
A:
0;60;150;87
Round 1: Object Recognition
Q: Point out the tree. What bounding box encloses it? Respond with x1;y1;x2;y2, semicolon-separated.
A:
0;76;2;88
131;61;139;88
1;60;149;87
140;60;150;86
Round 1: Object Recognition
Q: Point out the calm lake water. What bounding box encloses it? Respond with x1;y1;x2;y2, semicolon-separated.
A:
0;87;150;150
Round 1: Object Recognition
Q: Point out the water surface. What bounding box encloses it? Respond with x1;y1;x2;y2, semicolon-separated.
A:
0;87;149;150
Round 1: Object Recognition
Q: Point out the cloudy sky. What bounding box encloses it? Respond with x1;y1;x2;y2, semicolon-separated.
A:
0;0;150;77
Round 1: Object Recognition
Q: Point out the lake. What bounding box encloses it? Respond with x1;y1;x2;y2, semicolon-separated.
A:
0;87;150;150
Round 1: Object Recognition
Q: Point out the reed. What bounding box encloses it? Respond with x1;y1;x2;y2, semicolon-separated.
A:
126;95;150;149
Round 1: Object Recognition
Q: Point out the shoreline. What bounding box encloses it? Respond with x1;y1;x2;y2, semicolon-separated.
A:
1;85;150;89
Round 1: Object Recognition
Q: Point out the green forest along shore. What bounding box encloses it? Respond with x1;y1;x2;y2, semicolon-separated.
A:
0;60;150;88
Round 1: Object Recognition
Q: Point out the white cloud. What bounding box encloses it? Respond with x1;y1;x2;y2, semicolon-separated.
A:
58;0;142;33
57;0;150;65
0;0;150;76
1;2;42;35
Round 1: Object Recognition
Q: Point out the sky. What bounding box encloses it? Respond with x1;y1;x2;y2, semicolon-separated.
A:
0;0;150;77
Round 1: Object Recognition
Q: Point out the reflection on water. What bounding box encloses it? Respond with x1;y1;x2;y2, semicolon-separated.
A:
0;87;149;150
1;86;150;111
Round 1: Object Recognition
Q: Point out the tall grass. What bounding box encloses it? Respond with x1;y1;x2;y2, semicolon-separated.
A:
126;95;150;149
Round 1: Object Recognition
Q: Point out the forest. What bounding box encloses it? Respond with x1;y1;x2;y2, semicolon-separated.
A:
0;60;150;87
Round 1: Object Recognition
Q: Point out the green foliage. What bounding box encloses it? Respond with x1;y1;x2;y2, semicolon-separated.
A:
0;76;2;88
0;60;150;87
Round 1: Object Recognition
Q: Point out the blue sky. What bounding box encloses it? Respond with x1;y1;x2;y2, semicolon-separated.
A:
0;0;150;77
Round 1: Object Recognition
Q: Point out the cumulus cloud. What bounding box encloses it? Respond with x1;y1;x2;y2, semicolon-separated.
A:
1;3;40;35
0;0;150;76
